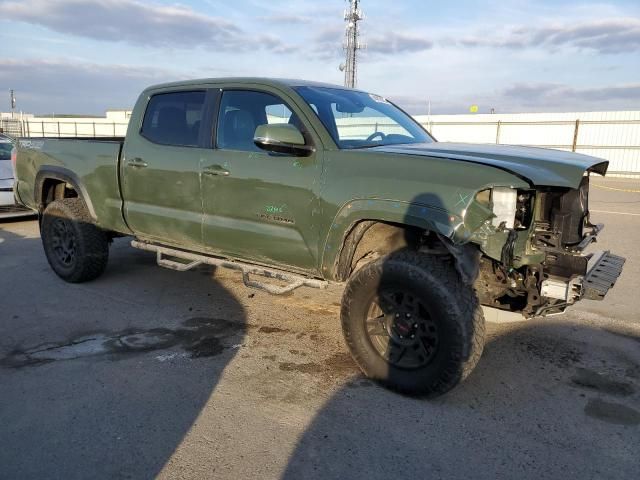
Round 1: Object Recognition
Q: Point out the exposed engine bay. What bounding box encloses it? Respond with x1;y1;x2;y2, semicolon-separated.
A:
473;175;625;317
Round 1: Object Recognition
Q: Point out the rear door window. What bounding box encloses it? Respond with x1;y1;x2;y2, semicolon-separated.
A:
141;91;206;147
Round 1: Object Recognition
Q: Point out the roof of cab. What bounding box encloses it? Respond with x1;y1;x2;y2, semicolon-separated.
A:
144;77;359;92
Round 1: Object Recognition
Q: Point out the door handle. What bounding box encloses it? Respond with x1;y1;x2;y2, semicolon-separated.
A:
202;164;230;176
127;157;148;168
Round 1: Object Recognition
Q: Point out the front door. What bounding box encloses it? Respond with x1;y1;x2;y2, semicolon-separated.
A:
201;88;321;273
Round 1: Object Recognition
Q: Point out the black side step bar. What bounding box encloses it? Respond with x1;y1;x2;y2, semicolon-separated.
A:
131;240;328;295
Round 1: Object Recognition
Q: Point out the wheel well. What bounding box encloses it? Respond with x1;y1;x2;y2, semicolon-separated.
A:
40;178;78;210
335;220;482;285
335;220;437;281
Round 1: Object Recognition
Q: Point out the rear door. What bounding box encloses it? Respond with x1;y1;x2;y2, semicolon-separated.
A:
201;87;323;273
121;88;216;249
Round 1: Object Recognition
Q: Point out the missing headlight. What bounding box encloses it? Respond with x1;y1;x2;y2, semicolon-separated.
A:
475;188;533;230
491;187;517;229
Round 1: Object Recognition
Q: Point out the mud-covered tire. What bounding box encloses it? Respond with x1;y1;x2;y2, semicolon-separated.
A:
41;198;109;283
341;250;485;397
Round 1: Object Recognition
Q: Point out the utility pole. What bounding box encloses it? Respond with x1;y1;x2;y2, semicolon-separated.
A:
340;0;364;88
10;89;16;119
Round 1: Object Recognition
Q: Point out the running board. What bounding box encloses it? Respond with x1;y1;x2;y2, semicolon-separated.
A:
130;240;328;295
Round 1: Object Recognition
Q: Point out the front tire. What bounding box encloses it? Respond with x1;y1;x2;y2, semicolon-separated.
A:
41;198;109;282
341;251;485;397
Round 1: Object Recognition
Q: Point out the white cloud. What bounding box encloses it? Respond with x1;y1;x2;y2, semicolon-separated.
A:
0;58;179;113
0;0;294;52
454;17;640;54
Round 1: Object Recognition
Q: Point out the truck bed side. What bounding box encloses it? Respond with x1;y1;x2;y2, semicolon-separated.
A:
15;137;131;234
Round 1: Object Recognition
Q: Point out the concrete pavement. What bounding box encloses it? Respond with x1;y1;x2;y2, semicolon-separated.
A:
1;177;638;479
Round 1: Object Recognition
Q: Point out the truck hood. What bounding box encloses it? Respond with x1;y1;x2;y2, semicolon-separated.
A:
0;159;13;181
372;142;608;188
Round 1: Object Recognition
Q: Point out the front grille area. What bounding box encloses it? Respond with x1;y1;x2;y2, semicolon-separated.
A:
534;176;590;249
550;176;589;246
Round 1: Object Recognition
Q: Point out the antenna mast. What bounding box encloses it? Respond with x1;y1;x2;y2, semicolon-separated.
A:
342;0;363;88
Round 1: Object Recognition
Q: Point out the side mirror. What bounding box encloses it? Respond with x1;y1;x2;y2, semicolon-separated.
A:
253;124;315;157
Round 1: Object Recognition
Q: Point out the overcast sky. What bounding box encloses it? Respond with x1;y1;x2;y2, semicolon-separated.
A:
1;0;639;115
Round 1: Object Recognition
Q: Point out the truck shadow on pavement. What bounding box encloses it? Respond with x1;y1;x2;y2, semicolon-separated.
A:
282;190;640;479
281;318;640;480
0;221;247;479
3;212;640;479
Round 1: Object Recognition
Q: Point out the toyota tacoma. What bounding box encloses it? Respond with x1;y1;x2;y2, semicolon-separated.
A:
14;78;625;396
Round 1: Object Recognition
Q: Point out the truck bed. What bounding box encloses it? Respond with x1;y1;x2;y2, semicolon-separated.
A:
14;137;129;233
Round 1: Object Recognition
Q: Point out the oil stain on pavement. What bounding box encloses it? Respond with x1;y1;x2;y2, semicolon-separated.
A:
0;317;243;368
584;399;640;426
570;367;635;396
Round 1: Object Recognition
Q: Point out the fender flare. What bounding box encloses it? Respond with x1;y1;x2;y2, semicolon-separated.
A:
34;166;97;220
320;198;460;280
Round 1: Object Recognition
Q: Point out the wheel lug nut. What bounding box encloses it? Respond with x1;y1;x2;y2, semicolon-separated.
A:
395;313;400;318
413;323;418;328
410;335;415;339
406;313;411;318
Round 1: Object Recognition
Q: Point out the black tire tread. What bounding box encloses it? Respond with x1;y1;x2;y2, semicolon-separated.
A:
341;250;485;397
41;198;109;282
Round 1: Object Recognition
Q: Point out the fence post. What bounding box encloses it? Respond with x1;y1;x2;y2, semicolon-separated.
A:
92;122;96;137
113;122;116;136
74;122;77;137
57;121;61;138
572;119;580;152
495;120;502;144
41;121;44;137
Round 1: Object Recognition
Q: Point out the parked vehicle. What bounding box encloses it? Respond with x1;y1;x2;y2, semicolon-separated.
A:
14;78;625;396
0;134;33;218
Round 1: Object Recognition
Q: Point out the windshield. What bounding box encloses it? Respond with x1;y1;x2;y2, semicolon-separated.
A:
294;86;432;149
0;142;13;160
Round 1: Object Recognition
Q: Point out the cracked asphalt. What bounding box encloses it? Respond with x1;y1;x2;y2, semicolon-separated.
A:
1;177;639;479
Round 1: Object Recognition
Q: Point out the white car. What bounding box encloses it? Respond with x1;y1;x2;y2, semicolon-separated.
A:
0;135;34;218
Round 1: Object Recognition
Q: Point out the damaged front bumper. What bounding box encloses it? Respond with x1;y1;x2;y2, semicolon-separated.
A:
583;251;626;300
540;250;626;307
475;212;626;318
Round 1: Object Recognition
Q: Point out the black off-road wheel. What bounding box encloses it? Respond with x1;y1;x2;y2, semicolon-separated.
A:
341;251;485;397
41;198;109;283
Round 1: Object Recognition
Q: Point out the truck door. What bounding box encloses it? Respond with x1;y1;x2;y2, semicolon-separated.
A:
201;88;322;274
121;89;213;249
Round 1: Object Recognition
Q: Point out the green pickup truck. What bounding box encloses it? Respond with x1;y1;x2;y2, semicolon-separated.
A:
14;78;625;396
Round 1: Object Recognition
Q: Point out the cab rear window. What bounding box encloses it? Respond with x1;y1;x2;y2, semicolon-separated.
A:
141;91;206;147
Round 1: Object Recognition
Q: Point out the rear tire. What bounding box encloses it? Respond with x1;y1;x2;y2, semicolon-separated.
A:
41;198;109;282
341;250;485;397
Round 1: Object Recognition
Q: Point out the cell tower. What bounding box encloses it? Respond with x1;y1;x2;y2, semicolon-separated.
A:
341;0;364;88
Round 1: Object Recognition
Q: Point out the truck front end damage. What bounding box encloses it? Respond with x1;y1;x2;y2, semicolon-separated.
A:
462;173;625;317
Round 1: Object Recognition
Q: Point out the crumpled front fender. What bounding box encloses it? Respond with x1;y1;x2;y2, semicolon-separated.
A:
320;186;531;279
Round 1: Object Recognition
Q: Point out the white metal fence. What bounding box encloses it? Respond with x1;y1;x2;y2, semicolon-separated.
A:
16;119;128;138
4;111;639;175
415;111;640;176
